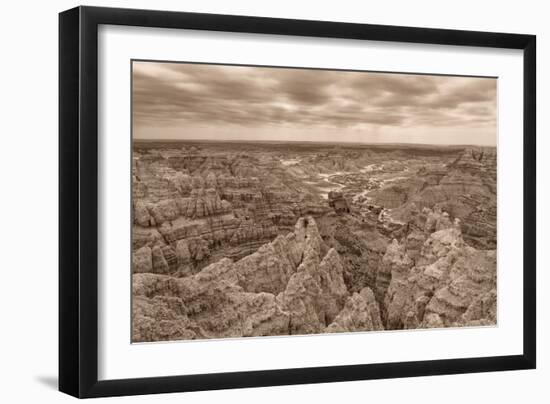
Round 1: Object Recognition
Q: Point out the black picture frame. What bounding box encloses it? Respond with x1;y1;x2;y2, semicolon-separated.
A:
59;5;536;398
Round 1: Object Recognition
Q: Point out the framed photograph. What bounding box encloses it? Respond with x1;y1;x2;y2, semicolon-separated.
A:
59;6;536;398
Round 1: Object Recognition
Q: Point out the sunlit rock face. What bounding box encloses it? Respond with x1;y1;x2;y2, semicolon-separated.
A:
132;142;496;342
383;226;496;330
325;287;383;333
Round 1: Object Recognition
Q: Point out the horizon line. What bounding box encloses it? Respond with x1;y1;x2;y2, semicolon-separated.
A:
132;138;496;147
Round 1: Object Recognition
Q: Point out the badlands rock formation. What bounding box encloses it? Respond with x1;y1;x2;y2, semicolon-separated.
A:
382;225;496;329
132;146;332;276
371;148;497;249
132;142;497;342
133;215;495;342
133;217;374;341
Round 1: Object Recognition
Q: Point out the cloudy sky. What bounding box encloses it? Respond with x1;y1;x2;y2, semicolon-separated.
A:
132;61;497;146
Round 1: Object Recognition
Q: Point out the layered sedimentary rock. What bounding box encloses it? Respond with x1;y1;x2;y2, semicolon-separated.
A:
326;287;383;333
135;213;494;343
132;142;497;343
317;215;388;296
132;146;331;275
370;148;497;249
382;225;496;330
133;217;364;342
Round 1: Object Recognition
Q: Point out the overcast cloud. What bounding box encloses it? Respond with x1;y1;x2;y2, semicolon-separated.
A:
133;61;496;146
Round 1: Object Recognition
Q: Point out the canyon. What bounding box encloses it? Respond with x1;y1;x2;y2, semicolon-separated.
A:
131;141;497;342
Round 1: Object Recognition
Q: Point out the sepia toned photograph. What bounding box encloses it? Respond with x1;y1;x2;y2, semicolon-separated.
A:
131;61;497;343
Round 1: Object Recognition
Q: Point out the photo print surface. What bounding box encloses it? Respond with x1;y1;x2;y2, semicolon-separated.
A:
131;61;497;343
